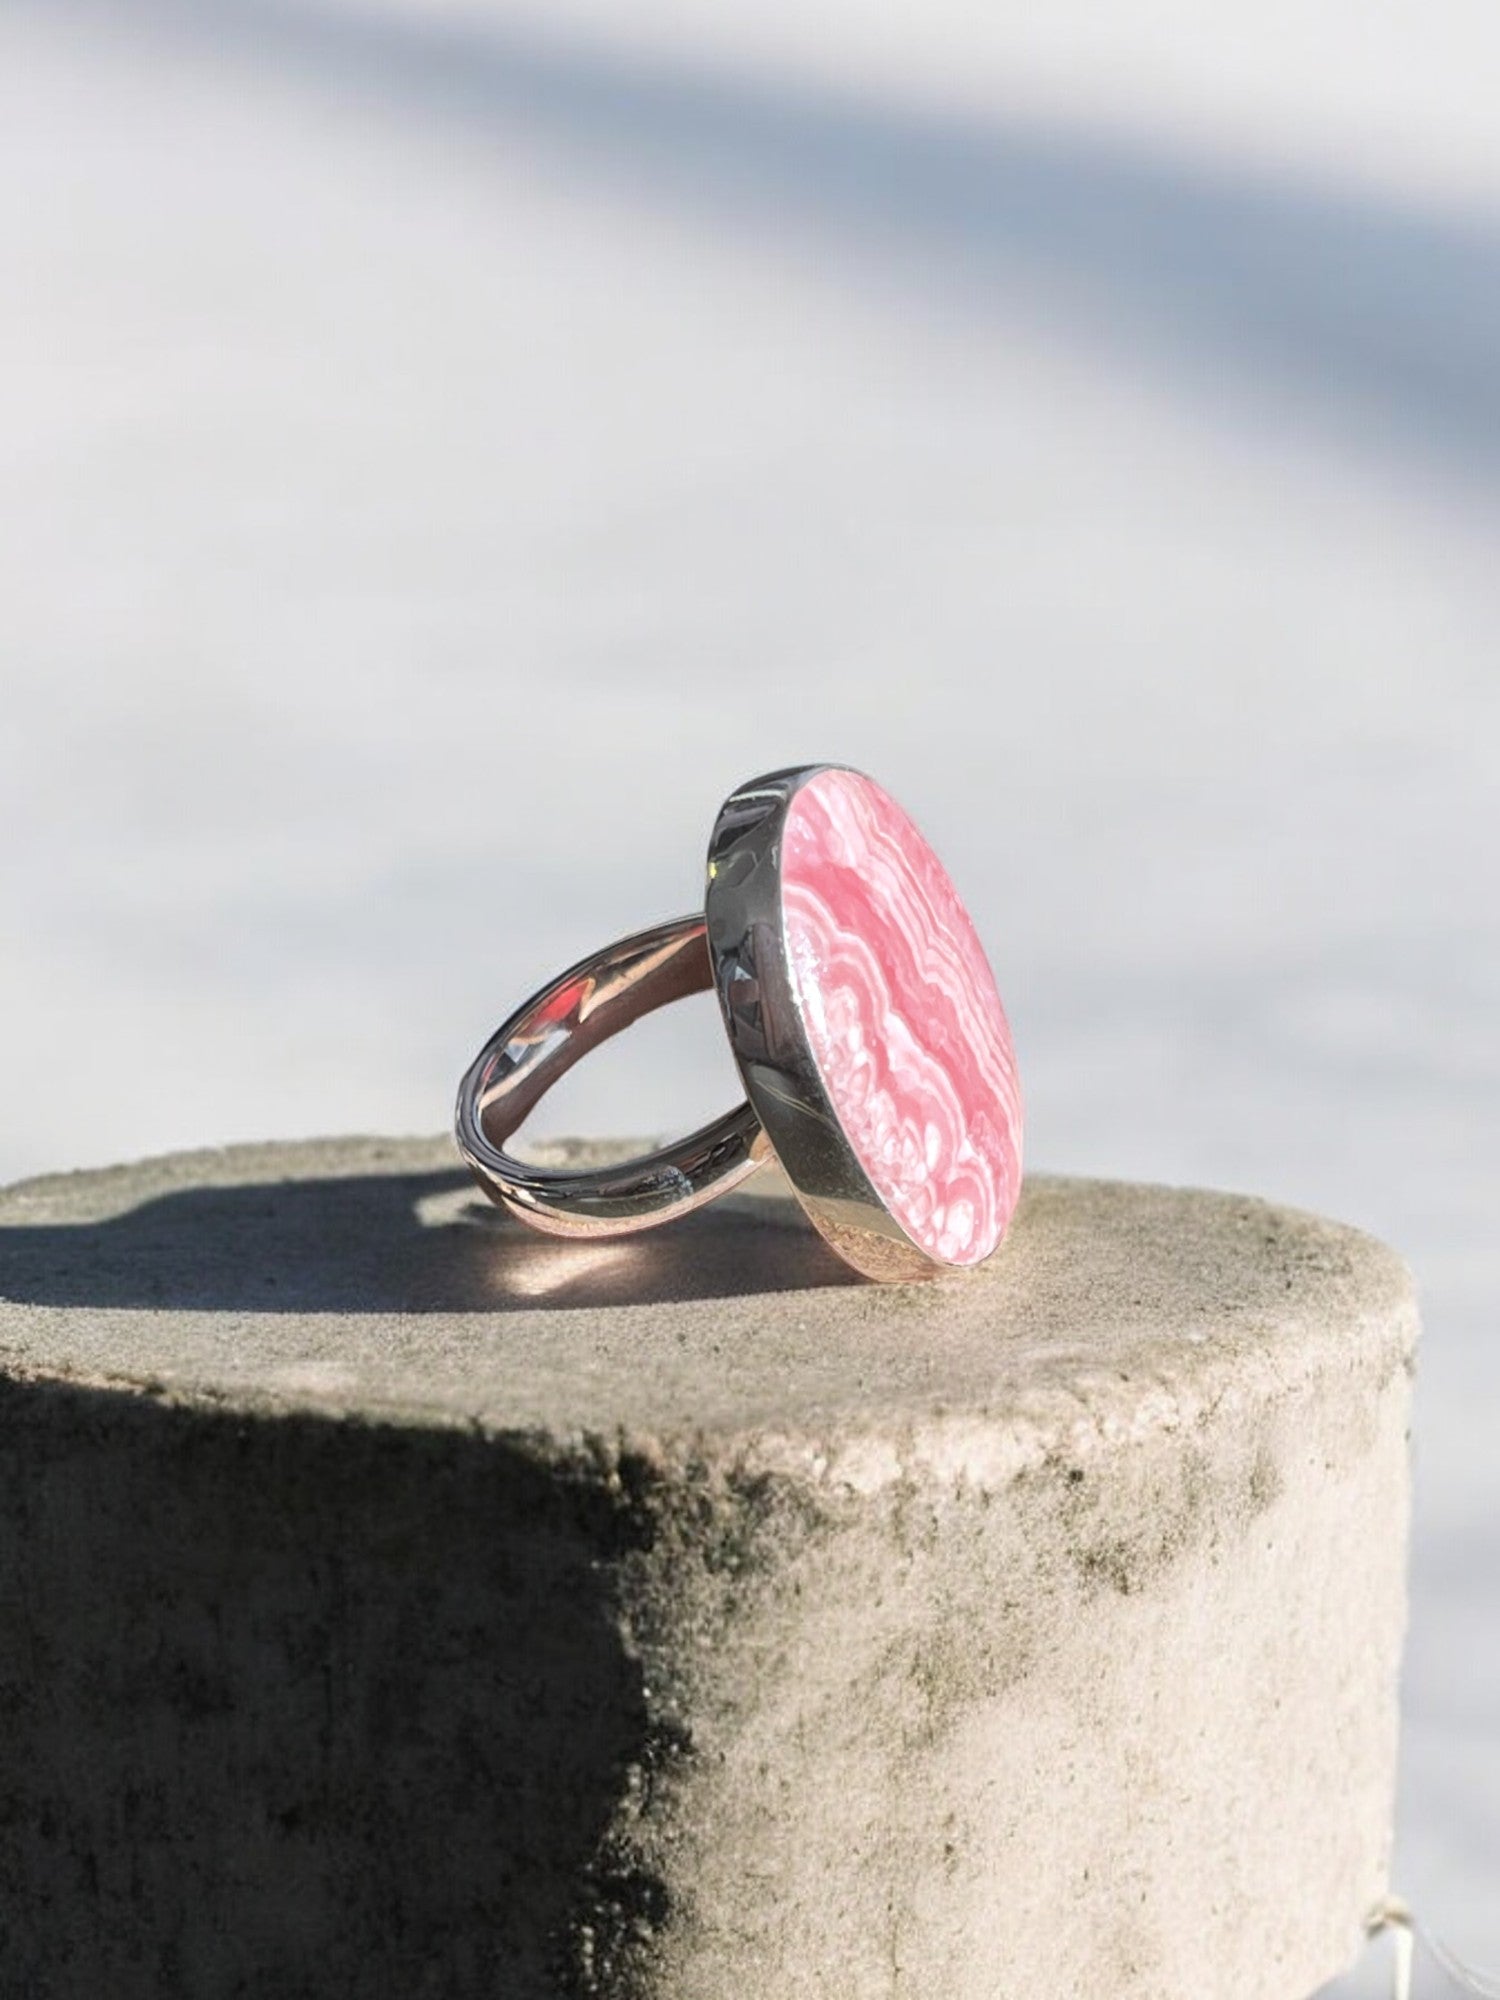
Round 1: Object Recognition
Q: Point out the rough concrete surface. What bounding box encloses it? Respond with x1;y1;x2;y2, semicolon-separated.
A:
0;1137;1415;1999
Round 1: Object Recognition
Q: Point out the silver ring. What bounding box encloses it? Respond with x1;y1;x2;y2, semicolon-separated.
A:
454;914;770;1237
455;763;1023;1281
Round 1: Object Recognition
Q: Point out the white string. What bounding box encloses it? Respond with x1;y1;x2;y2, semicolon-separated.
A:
1368;1898;1500;2000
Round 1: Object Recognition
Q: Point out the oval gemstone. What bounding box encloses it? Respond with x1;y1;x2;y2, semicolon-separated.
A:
779;768;1023;1266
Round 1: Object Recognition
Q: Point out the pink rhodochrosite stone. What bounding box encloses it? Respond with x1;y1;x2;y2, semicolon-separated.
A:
780;769;1023;1266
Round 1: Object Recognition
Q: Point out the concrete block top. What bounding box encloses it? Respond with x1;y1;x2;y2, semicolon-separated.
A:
0;1136;1413;1479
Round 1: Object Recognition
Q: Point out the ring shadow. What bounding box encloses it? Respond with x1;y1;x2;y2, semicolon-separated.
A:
0;1167;861;1315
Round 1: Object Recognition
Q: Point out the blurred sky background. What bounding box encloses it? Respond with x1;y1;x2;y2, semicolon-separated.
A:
2;0;1497;1985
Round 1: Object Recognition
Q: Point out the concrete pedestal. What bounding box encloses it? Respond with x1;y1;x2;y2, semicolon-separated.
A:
0;1137;1413;1998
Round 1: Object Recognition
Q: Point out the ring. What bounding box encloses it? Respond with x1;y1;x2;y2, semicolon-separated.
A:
455;763;1023;1281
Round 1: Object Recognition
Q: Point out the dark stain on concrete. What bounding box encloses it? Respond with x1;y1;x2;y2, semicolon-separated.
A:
0;1376;666;1998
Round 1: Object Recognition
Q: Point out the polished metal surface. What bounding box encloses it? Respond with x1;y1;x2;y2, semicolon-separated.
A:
455;915;770;1237
704;765;940;1281
456;764;948;1277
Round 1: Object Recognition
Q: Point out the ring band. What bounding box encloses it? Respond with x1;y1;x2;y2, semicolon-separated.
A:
455;915;769;1238
455;764;1023;1282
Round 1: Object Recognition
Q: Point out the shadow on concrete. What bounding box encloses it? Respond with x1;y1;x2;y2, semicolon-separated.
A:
65;0;1500;487
0;1375;667;1996
0;1166;858;1313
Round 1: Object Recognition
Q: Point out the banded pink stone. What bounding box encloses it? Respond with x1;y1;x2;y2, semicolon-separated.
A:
780;769;1023;1266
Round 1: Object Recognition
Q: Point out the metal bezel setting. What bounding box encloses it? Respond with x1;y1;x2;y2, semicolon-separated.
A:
704;764;944;1282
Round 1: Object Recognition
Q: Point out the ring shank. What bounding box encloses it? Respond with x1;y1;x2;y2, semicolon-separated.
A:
455;915;770;1236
